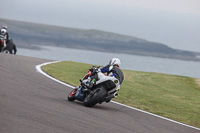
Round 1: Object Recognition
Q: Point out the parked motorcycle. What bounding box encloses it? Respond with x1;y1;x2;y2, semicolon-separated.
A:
68;67;120;107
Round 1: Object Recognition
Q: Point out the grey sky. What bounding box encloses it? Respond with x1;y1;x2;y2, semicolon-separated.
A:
0;0;200;52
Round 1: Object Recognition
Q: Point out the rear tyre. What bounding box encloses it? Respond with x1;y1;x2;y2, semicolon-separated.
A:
84;86;107;107
68;89;77;101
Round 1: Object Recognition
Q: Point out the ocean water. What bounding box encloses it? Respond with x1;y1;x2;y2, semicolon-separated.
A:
17;46;200;78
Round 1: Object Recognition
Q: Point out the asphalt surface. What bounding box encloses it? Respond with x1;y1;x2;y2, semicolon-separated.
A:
0;53;199;133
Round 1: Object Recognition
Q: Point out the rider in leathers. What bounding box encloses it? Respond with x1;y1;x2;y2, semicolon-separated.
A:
100;58;124;85
87;58;124;102
0;26;9;52
87;58;124;86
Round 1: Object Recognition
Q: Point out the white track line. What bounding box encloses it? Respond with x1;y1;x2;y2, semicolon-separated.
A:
36;61;74;88
36;61;200;131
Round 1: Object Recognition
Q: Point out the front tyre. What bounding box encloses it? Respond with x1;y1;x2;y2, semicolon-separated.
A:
68;89;77;101
84;86;107;107
3;50;10;54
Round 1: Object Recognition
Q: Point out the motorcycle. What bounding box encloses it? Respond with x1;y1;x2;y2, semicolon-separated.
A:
3;39;17;54
67;67;120;107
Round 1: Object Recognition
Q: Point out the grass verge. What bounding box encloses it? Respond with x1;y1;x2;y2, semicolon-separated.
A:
42;61;200;128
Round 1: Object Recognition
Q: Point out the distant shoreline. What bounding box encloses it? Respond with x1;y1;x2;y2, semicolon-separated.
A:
1;18;200;62
17;44;200;62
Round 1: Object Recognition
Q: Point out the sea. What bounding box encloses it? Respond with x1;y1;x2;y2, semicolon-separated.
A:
17;46;200;78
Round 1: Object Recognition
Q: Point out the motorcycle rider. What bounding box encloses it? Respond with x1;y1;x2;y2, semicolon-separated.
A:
89;58;123;84
0;26;9;52
89;58;124;85
101;58;124;85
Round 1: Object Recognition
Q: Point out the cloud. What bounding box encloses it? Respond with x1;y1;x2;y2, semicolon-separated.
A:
82;0;200;14
0;0;200;51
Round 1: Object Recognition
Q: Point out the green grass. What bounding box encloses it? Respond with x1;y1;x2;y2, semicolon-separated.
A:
42;61;200;128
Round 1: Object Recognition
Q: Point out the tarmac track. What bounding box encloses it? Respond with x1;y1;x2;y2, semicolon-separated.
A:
0;54;199;133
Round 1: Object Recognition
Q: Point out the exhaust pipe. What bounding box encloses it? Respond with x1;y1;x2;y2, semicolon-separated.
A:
105;92;118;101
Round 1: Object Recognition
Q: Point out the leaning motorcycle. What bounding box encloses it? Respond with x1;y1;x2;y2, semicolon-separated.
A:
67;67;120;107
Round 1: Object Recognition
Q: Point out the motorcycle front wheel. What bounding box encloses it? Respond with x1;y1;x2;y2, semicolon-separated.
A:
84;86;107;107
68;89;77;101
3;50;10;54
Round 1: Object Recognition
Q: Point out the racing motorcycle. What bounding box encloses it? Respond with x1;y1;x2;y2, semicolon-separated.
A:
3;39;17;54
67;67;120;107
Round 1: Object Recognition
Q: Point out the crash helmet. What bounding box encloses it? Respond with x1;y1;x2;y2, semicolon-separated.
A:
1;29;7;35
2;25;8;30
109;58;121;67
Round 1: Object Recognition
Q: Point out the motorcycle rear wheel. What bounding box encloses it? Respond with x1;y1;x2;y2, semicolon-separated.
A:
84;86;107;107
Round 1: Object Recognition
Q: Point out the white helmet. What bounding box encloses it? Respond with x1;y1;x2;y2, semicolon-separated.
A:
109;58;121;67
2;25;8;30
1;29;7;35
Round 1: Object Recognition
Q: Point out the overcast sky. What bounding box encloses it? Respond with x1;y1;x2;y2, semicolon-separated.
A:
0;0;200;52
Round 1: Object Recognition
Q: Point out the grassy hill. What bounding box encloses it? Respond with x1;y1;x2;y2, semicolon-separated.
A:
42;61;200;128
0;18;199;61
